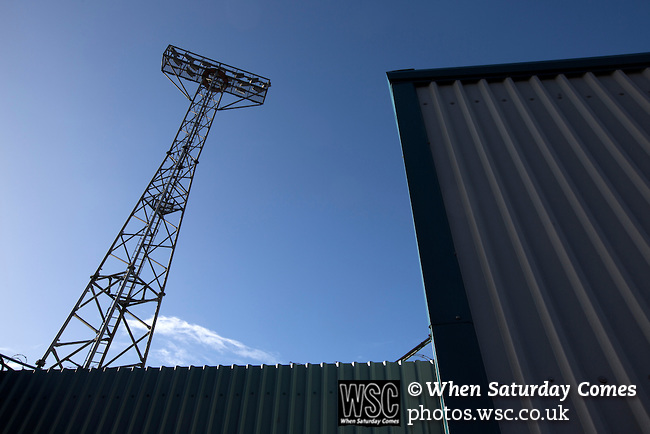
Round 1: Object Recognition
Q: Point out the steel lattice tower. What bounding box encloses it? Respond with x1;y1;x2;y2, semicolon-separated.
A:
37;45;270;369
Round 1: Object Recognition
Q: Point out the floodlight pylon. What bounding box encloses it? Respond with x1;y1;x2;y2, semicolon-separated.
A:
37;45;270;369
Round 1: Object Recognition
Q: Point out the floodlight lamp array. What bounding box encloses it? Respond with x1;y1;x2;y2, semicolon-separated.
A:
162;45;271;109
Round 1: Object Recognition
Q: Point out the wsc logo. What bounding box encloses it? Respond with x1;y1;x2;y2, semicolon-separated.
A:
338;380;401;426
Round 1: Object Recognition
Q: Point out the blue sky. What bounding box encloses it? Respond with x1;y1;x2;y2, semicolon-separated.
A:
1;0;650;368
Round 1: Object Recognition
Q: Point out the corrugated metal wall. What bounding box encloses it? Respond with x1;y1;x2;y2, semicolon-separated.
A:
389;55;650;434
0;361;443;434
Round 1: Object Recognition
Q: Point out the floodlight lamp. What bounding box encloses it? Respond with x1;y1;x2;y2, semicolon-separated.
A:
168;47;183;65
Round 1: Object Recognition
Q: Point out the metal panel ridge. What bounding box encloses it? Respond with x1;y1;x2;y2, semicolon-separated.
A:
389;54;650;434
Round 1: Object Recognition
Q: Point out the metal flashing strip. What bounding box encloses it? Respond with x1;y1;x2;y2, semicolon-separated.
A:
390;81;500;434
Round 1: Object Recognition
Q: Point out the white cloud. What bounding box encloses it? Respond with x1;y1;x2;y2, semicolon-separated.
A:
138;316;280;367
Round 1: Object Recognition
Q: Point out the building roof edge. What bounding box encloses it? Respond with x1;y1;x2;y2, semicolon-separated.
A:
387;52;650;84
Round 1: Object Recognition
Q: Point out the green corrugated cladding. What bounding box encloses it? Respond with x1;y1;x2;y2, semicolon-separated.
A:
0;361;444;434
